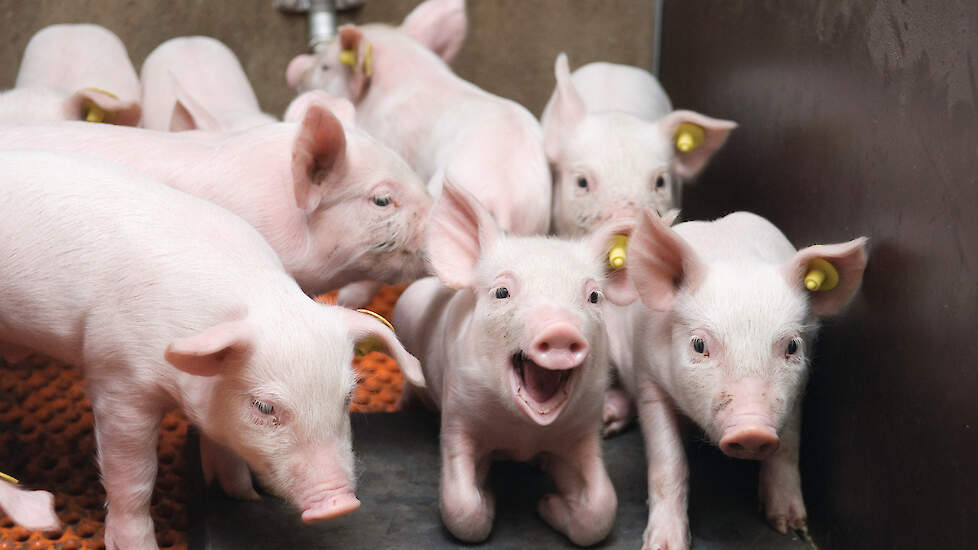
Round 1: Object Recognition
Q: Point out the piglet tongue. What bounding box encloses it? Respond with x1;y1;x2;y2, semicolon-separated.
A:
523;360;563;403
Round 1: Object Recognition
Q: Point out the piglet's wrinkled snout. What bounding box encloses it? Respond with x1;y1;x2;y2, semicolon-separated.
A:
719;425;779;460
527;322;589;370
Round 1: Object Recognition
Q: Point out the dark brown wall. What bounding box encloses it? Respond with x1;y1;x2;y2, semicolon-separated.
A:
660;1;978;548
0;0;654;118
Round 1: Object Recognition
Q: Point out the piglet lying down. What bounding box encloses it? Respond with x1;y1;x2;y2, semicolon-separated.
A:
393;182;638;546
0;150;421;550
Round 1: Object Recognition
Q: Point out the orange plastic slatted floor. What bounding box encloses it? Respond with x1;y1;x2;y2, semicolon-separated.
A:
0;285;407;549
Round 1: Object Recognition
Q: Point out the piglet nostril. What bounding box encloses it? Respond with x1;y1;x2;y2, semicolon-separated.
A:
538;342;550;352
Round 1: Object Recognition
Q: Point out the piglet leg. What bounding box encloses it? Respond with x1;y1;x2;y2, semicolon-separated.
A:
92;392;162;550
603;383;636;437
758;409;808;534
200;435;259;500
538;434;617;546
439;423;494;543
636;373;690;550
0;480;60;532
336;281;383;309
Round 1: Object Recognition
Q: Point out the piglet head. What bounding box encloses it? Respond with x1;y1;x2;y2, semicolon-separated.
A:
543;53;736;237
289;101;432;294
427;180;635;426
629;209;868;460
286;24;373;101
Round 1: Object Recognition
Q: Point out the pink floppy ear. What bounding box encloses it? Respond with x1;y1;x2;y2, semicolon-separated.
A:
628;208;704;311
286;53;315;90
401;0;467;62
65;88;141;126
586;216;639;306
291;103;347;211
167;78;220;131
284;90;355;125
426;178;501;290
657;110;737;178
164;320;255;377
543;53;586;160
337;25;372;100
783;237;869;317
337;307;425;388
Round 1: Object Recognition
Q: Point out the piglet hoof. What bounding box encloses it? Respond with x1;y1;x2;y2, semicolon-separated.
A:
538;493;612;547
104;512;158;550
759;468;808;535
641;512;690;550
761;498;808;536
301;492;361;523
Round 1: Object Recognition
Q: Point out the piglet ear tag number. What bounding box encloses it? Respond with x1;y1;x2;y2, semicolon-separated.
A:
804;257;839;292
354;308;394;356
607;235;628;270
674;122;705;153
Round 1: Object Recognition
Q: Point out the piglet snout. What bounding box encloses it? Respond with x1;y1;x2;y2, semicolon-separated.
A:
719;425;779;460
528;322;589;370
300;488;360;523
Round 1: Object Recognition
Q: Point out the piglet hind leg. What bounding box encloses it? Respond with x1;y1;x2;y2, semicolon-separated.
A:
91;393;163;550
636;375;690;550
439;426;495;542
200;434;260;501
603;383;637;437
538;435;617;546
758;411;808;535
0;480;60;532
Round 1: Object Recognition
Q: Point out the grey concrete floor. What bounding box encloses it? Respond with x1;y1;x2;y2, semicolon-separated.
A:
190;412;813;549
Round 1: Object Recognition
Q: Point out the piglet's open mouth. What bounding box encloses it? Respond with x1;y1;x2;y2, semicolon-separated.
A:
510;351;576;426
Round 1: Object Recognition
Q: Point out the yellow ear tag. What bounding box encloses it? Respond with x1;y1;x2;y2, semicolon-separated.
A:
804;257;839;292
674;122;705;153
353;308;394;356
608;234;628;270
0;471;19;484
339;49;357;67
363;42;373;78
83;87;117;123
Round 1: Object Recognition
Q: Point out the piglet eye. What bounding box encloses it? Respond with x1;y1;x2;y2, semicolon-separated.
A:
655;175;666;189
372;194;392;207
589;291;600;304
253;399;274;415
494;287;510;299
786;339;800;356
692;337;707;355
576;176;589;190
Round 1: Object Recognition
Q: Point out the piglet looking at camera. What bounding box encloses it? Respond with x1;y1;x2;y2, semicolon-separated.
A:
608;209;867;550
140;36;276;132
0;150;424;549
392;182;637;545
542;53;736;237
0;24;141;125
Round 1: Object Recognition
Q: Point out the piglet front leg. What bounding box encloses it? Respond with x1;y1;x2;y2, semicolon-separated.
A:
603;383;636;437
91;392;162;550
538;435;617;546
636;374;690;550
758;409;808;535
200;435;259;501
439;423;494;543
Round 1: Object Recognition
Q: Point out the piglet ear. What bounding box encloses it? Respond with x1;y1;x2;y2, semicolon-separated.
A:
657;110;737;178
783;237;869;317
286;53;315;90
167;78;220;132
66;88;141;126
628;208;704;311
426;178;500;290
284;90;355;125
543;53;586;160
586;216;639;306
401;0;467;62
338;308;425;389
291;103;347;211
165;320;254;377
337;25;372;100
